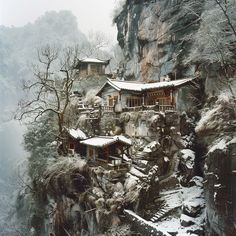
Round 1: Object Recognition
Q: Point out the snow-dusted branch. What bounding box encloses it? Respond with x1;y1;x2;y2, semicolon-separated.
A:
16;45;81;153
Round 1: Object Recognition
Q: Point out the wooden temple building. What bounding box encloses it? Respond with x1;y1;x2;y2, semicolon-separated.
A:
96;78;194;112
80;135;132;170
76;58;110;76
62;128;132;171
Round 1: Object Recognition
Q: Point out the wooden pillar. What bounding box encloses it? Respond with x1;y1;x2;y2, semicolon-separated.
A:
170;89;173;105
87;64;91;75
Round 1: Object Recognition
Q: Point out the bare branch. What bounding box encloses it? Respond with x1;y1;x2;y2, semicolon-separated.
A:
215;0;236;38
16;45;80;154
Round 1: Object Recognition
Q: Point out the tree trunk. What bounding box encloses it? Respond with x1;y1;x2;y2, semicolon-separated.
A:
58;113;68;155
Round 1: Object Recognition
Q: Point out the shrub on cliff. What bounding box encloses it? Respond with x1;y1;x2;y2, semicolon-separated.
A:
24;113;58;189
195;93;236;135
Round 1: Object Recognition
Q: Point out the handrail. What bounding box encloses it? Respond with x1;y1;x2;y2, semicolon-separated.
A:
99;104;176;113
123;104;176;112
101;106;114;112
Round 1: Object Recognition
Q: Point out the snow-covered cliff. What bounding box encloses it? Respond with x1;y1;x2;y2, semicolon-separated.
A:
114;0;236;235
14;1;236;235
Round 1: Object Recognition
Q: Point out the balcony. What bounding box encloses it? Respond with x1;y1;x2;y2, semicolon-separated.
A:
103;104;176;113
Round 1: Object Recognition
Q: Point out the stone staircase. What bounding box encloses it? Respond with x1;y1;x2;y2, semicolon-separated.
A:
150;205;173;222
149;188;182;223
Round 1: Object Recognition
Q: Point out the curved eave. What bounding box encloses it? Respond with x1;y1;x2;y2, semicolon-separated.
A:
96;79;121;96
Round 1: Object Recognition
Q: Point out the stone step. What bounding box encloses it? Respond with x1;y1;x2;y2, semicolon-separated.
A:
150;206;172;222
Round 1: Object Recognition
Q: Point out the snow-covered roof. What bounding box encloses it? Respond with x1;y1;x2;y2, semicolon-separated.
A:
78;58;109;64
80;135;132;147
68;128;87;140
97;78;194;95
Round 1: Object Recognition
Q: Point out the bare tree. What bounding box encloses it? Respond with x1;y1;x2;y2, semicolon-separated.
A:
16;45;80;153
215;0;236;38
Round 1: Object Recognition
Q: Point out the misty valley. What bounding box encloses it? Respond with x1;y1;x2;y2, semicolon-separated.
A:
0;1;236;236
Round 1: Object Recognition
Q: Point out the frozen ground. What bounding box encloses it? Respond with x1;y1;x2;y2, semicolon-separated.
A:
125;176;205;235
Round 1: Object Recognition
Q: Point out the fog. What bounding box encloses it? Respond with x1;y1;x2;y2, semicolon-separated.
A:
0;7;119;232
0;0;117;43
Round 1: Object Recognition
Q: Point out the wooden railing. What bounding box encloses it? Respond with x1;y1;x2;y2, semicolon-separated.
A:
95;156;130;171
100;104;176;113
158;105;176;112
123;104;176;112
123;106;143;112
101;106;114;112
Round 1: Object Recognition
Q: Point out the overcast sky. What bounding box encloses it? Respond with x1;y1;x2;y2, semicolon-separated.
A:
0;0;119;43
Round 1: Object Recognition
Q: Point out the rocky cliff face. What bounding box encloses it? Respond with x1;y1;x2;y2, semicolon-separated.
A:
16;106;206;236
195;94;236;235
115;0;204;81
15;1;236;235
115;0;236;235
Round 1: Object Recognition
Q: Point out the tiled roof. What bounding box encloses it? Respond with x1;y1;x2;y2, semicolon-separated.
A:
68;128;87;140
97;78;194;94
79;58;109;64
80;135;132;147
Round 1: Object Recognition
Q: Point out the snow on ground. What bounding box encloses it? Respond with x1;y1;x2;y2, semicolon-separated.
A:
195;92;234;134
180;149;195;169
153;177;205;235
208;136;235;153
159;188;182;209
124;173;139;191
124;209;172;236
208;138;227;153
195;105;221;133
228;137;236;145
129;166;147;178
143;141;160;153
124;176;205;235
155;216;204;236
124;177;205;235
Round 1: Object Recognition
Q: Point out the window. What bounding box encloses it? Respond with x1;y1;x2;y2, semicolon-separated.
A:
108;95;118;106
90;64;102;74
146;90;172;105
126;96;143;107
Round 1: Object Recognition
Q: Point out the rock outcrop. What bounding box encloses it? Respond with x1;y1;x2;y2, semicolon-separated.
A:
114;0;204;81
114;0;236;235
195;95;236;235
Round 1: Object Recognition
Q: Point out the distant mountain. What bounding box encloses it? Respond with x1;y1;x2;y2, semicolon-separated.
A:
0;11;88;228
0;10;87;76
0;10;87;119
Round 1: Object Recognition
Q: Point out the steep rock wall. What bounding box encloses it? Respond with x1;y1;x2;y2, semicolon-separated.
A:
115;0;204;81
195;95;236;235
115;1;236;235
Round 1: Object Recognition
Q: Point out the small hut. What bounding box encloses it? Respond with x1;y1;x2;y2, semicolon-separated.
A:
76;58;110;76
80;135;132;170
